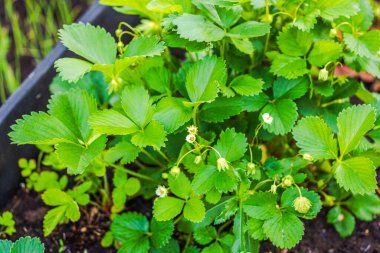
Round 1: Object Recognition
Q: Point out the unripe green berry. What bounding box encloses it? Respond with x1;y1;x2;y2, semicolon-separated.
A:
293;196;312;214
162;173;168;179
117;41;124;48
282;175;294;187
116;29;123;37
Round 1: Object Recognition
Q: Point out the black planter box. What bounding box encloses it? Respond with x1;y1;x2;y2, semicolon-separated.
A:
0;3;138;207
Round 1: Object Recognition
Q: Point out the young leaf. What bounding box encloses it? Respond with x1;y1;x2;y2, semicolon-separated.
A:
183;198;206;223
186;56;227;102
131;121;167;149
318;0;359;20
150;219;174;248
337;105;376;155
344;30;380;59
327;207;355;238
293;117;338;160
54;58;93;83
270;54;308;79
173;14;225;42
192;165;217;195
346;194;380;221
228;21;270;38
243;192;278;220
273;77;308;100
334;157;377;195
89;110;139;136
59;23;116;64
229;75;263;96
104;140;140;165
124;36;166;58
261;99;298;135
277;27;313;57
308;40;343;67
153;197;185;221
213;128;247;162
168;173;192;199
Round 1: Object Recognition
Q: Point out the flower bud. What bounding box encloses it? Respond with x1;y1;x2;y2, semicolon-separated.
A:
217;157;229;171
302;153;313;161
270;184;277;194
115;29;123;37
155;186;168;198
329;28;337;38
117;41;124;48
194;155;202;165
162;173;168;179
318;68;329;81
293;196;312;214
282;175;294;187
170;166;181;176
187;125;198;135
246;162;256;174
324;195;335;206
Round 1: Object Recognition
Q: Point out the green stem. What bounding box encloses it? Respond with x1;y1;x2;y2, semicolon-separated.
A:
156;149;170;162
141;149;165;168
109;164;157;182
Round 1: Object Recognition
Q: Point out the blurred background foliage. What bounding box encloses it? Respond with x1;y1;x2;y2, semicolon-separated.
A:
0;0;92;103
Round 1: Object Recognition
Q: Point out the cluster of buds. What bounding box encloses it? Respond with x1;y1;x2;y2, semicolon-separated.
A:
155;186;168;198
262;113;273;125
186;125;198;144
293;196;312;214
281;175;294;188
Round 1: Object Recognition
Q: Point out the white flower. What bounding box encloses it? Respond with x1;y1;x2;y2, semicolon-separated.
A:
194;155;202;165
302;153;313;161
262;113;273;124
155;186;168;198
187;125;198;135
318;68;329;81
186;134;196;143
217;157;229;171
170;166;181;176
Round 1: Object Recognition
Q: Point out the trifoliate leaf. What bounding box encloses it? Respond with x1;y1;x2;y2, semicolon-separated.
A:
334;157;377;195
242;93;269;112
318;0;359;20
261;99;298;135
131;121;167;149
186;56;227;102
59;23;116;64
213;128;247;162
200;96;247;123
337;105;376;155
270;54;308;79
173;14;225;42
54;58;93;83
327;207;355;238
194;226;217;245
281;187;322;219
153;197;185;221
89;110;139;136
277;27;313;57
273;77;308;100
124;35;166;58
247;218;266;240
228;21;270;39
9;112;77;145
308;40;343;67
346;194;380;221
168;173;192;199
344;30;380;59
10;237;45;253
243;192;278;220
56;135;107;174
150;219;174;248
262;211;304;249
153;97;192;133
192;165;217;195
293;117;338;160
104;140;140;165
214;169;238;193
229;75;263;96
183;198;206;223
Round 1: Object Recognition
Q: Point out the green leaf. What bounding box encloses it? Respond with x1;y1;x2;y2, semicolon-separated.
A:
270;54;308;79
43;206;66;236
293;117;338;160
168;173;192;199
228;21;270;38
153;97;192;133
10;237;44;253
334;157;377;195
151;219;174;248
308;40;343;67
131;121;167;149
318;0;359;20
192;165;217;195
231;38;254;55
173;14;225;42
0;240;12;252
56;135;107;174
261;99;298;135
54;58;93;83
183;198;206;223
194;226;217;245
200;96;247;123
277;27;313;57
59;23;116;64
153;197;185;221
213;128;247;162
262;211;304;249
104;140;140;165
337;105;376;155
344;30;380;59
243;192;278;220
202;242;224;253
281;187;322;219
273;77;308;100
186;56;227;102
346;194;380;221
247;218;266;240
327;207;355;238
214;170;238;193
144;67;171;93
89;110;138;136
9;112;77;145
229;75;263;96
124;35;166;57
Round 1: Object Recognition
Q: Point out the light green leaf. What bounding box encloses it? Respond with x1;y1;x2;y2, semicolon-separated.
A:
308;40;343;67
263;211;304;249
10;237;45;253
273;77;308;100
334;157;377;195
124;35;166;58
346;194;380;221
214;170;238;193
153;197;185;221
184;198;206;223
173;14;225;42
104;140;140;164
59;23;116;64
261;99;298;135
89;110;139;135
192;165;217;195
337;105;376;155
318;0;359;20
54;58;93;83
153;97;192;133
168;173;192;199
270;54;308;79
228;21;270;38
213;128;247;162
200;96;247;123
144;67;171;93
243;192;278;220
150;219;174;248
194;226;217;245
327;207;355;238
281;187;322;219
247;218;266;240
229;75;263;96
293;117;337;160
131;121;167;149
344;30;380;59
277;27;313;57
231;38;254;55
43;206;66;236
186;56;226;102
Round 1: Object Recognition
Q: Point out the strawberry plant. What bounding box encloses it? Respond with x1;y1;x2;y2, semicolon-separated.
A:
8;0;380;252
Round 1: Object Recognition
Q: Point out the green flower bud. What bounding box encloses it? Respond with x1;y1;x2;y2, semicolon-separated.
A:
194;155;202;165
162;173;168;179
324;195;335;207
117;41;124;48
115;29;123;37
318;68;329;81
170;166;181;176
217;157;229;171
329;28;337;38
293;196;312;214
270;184;277;194
246;162;256;174
282;175;294;187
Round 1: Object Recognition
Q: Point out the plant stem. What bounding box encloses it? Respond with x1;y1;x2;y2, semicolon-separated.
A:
109;163;157;182
141;149;165;168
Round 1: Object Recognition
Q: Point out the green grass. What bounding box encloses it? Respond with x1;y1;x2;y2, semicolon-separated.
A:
0;0;92;103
